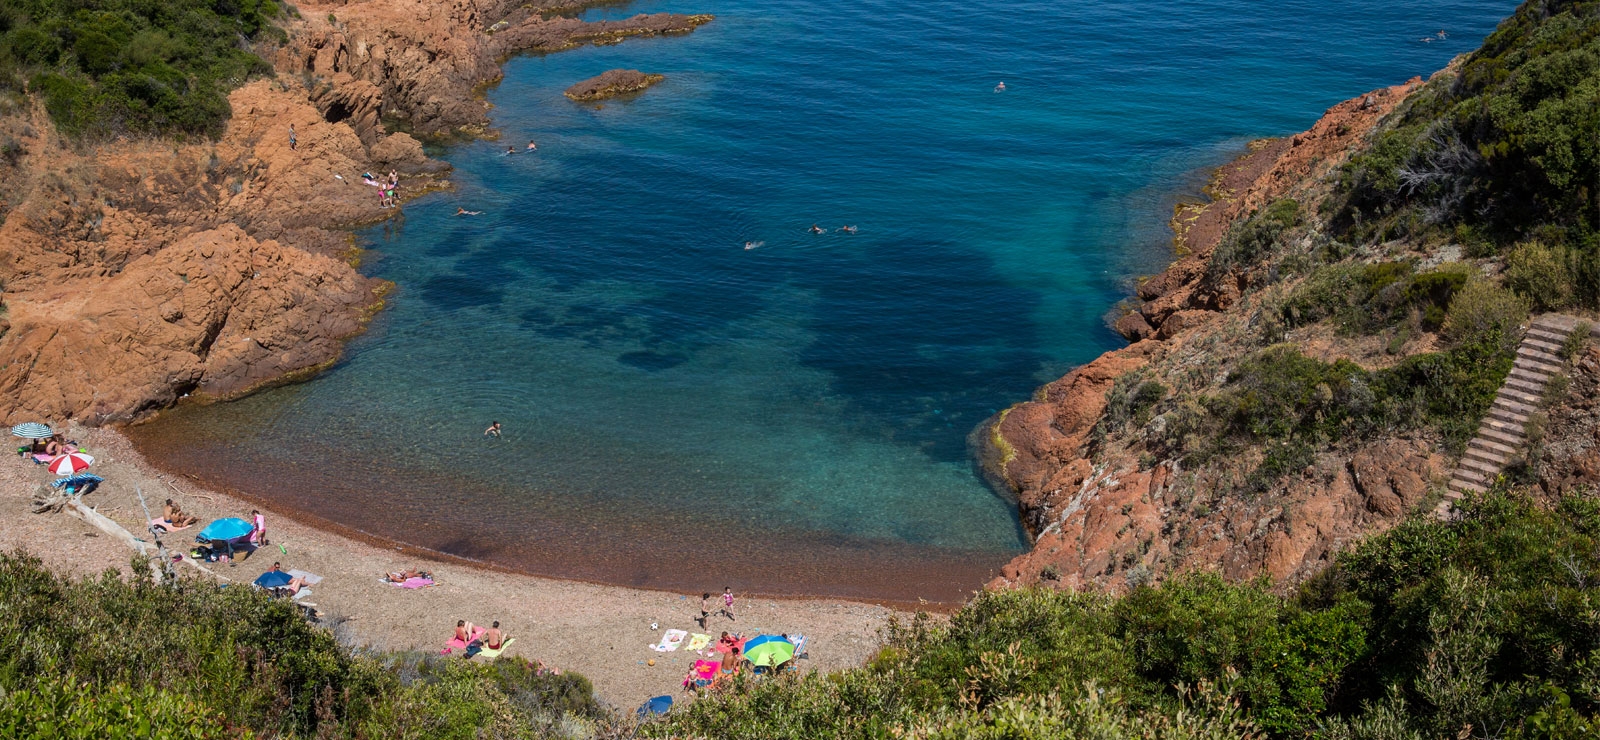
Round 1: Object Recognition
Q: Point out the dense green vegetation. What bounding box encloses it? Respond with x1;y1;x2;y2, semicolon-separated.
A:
1332;0;1600;309
653;491;1600;738
0;0;282;138
0;551;607;738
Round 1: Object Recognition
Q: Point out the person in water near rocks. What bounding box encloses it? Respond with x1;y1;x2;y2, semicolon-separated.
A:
485;421;502;436
457;208;483;216
527;140;538;151
808;224;825;234
994;81;1006;92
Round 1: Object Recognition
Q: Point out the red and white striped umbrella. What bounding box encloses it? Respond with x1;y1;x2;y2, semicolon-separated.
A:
47;452;94;476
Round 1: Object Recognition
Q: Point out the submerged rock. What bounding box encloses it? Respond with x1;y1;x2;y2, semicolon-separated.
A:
564;69;666;102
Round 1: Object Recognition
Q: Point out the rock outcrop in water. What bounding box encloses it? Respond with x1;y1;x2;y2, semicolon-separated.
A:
984;76;1439;592
564;70;666;101
0;0;712;424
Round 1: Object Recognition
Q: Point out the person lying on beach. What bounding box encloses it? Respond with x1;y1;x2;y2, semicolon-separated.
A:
385;568;430;583
44;437;74;456
267;562;309;594
455;619;478;644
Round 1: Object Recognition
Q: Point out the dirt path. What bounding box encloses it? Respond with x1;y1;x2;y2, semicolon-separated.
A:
0;425;908;711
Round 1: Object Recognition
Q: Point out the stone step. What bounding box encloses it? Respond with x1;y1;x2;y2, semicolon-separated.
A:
1498;386;1543;406
1451;478;1489;495
1470;436;1518;457
1485;409;1530;428
1527;324;1573;343
1522;335;1565;355
1508;365;1555;384
1460;457;1502;476
1503;376;1546;397
1494;393;1541;415
1477;426;1525;449
1453;466;1492;485
1463;445;1507;466
1516;346;1566;371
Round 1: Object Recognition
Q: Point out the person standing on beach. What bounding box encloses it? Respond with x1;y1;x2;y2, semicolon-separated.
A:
722;586;736;621
485;421;502;437
697;592;712;628
250;509;267;546
289;124;297;151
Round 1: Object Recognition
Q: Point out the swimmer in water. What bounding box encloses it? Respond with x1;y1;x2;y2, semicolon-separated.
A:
1437;29;1448;39
836;225;858;234
505;146;516;155
808;224;825;234
995;81;1006;92
527;140;538;151
456;207;483;216
744;241;764;250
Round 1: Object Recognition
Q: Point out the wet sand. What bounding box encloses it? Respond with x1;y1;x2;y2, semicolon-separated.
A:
0;425;913;710
125;413;1011;605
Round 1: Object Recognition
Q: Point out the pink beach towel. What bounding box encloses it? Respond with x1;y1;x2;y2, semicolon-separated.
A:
442;626;486;654
683;659;719;689
391;577;435;589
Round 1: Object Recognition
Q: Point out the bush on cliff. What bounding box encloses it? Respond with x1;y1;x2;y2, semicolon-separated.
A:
0;0;281;139
651;490;1600;738
0;550;605;738
1333;0;1600;306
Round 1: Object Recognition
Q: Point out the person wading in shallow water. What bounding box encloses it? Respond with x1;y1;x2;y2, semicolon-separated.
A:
485;421;502;437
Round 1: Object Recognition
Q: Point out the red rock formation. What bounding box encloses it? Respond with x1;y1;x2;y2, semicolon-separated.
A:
0;0;712;425
986;77;1443;593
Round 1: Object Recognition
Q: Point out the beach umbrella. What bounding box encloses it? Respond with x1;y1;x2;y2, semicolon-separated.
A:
741;635;795;667
636;695;673;717
197;517;255;542
46;451;94;476
11;422;52;439
254;570;293;589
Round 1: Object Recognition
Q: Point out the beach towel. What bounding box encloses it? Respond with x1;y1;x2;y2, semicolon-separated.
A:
388;576;435;589
442;626;487;654
651;629;688;652
683;659;719;689
286;569;323;585
474;637;516;659
292;588;312;600
712;635;746;654
686;633;712;652
149;518;191;532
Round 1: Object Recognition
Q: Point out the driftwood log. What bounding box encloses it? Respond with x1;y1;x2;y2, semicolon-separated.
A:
32;484;165;582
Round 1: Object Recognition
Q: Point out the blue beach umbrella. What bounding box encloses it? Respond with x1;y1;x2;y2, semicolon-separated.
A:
254;570;293;589
10;422;52;439
197;517;254;542
637;695;672;717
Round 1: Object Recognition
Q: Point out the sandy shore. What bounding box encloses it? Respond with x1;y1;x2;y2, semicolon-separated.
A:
0;425;907;711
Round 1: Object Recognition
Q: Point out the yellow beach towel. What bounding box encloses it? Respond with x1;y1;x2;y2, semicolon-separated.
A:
477;638;516;659
686;633;712;652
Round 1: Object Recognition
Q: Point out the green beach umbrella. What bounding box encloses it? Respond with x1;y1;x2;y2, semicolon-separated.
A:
741;635;795;668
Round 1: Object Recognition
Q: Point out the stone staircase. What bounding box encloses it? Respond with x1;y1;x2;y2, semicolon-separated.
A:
1436;314;1591;518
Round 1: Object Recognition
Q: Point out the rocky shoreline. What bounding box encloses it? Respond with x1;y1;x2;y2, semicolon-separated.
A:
0;0;712;425
982;76;1435;592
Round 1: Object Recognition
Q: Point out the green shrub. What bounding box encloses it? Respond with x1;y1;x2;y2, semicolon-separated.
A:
0;550;602;739
0;0;280;139
1505;241;1576;311
1208;199;1301;280
1281;261;1468;336
1441;279;1529;352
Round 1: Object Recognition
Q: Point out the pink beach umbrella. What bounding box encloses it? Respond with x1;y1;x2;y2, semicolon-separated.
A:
47;452;94;476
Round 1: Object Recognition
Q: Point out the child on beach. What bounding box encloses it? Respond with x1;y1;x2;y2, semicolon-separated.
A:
697;592;712;628
722;586;735;621
249;509;267;546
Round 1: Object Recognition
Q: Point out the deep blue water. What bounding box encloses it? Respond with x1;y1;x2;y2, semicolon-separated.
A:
135;0;1516;600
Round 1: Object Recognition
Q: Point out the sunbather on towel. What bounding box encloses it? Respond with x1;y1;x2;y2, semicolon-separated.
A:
455;619;479;645
163;499;199;528
267;562;309;594
483;621;506;650
385;568;430;583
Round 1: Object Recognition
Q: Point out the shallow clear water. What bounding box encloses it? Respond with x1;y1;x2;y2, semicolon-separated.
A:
132;0;1516;601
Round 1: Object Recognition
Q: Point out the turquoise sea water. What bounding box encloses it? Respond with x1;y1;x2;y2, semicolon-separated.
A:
133;0;1516;601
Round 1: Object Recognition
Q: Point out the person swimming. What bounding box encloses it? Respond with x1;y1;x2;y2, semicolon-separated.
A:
743;241;764;250
456;207;483;216
835;225;858;234
505;146;516;155
808;224;825;234
527;140;538;151
994;81;1006;92
1437;29;1448;39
